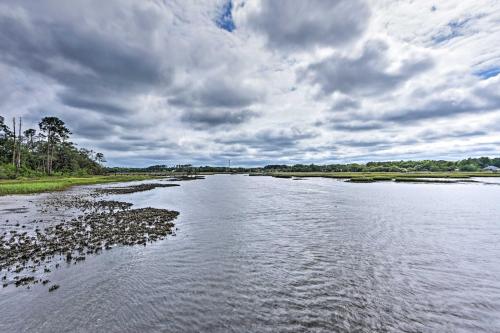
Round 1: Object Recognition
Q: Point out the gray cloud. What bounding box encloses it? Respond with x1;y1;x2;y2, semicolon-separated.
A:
59;94;132;115
0;10;167;101
382;97;495;123
329;121;385;132
338;137;418;148
216;127;318;152
420;129;487;141
169;77;261;109
248;0;370;50
180;109;260;128
300;40;434;96
0;1;498;166
96;139;179;152
73;122;116;140
330;95;360;112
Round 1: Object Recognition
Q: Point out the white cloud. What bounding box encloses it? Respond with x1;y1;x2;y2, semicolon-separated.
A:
0;0;499;166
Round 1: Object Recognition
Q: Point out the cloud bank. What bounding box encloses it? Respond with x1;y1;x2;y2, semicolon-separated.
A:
0;0;499;166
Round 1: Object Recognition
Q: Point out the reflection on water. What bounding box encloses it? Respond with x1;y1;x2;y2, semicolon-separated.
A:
1;175;500;332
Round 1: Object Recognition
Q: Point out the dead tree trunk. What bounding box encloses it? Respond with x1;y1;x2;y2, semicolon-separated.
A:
46;130;51;174
12;117;16;166
16;117;22;172
50;142;55;174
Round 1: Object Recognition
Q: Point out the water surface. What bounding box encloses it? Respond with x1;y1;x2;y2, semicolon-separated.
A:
1;175;500;332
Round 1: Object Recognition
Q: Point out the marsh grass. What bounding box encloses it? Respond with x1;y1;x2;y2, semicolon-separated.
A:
271;175;293;179
268;171;500;180
372;176;394;181
393;178;461;183
0;175;160;196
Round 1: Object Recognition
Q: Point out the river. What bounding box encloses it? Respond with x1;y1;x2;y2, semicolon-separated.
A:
1;175;500;332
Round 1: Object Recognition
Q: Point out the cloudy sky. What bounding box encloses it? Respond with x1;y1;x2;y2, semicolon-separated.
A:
1;0;499;166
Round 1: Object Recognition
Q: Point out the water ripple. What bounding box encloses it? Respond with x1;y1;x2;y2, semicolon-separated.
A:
1;175;500;332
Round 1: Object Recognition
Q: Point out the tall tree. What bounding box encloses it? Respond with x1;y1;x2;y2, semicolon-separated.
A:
0;116;10;138
24;128;36;150
0;116;12;165
95;152;106;164
39;117;71;174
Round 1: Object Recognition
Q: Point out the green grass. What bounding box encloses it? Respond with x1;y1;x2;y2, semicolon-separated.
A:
0;175;161;196
393;177;459;183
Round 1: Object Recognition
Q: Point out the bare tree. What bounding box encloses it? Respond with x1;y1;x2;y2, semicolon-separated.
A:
16;117;22;174
12;117;16;166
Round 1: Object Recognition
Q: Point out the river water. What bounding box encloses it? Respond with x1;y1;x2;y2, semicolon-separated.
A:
1;175;500;332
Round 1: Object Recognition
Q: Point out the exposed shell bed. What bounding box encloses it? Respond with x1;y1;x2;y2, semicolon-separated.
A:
166;175;205;181
95;183;180;195
1;183;180;292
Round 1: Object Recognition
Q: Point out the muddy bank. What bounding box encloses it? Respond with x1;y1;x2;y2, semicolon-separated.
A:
167;175;205;181
1;182;180;292
96;183;180;195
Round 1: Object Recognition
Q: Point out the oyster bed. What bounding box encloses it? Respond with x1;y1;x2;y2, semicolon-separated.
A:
96;183;180;195
1;183;180;292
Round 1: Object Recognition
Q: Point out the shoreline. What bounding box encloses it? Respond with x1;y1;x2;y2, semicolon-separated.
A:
0;174;183;196
2;172;500;196
256;171;500;183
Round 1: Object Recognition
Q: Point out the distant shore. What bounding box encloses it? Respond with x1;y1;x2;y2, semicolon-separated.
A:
1;171;500;196
251;171;500;183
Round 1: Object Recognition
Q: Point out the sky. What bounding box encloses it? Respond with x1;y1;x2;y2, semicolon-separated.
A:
0;0;499;167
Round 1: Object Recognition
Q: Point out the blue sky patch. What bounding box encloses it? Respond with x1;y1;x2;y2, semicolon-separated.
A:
432;18;471;44
474;67;500;79
215;1;235;32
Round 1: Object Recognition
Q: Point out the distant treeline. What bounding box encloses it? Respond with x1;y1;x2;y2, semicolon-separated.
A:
261;157;500;172
0;115;105;179
107;157;500;174
106;165;257;174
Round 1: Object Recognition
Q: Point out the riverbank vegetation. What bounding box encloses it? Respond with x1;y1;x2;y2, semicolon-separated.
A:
265;171;500;183
1;115;104;179
0;175;161;196
266;171;499;178
2;115;499;192
107;157;500;175
261;157;500;173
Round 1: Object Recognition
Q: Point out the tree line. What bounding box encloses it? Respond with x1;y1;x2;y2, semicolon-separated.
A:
107;158;500;174
3;114;496;178
1;115;105;178
263;158;500;172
